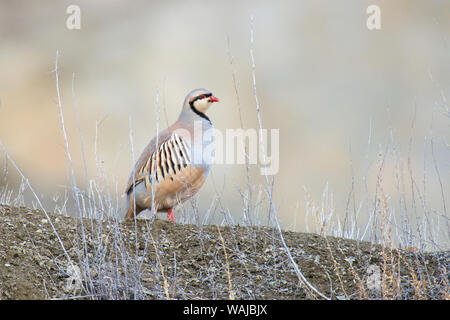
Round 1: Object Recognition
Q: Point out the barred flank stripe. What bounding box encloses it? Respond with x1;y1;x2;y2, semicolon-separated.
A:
163;143;175;177
167;140;178;174
171;136;183;171
174;135;189;168
143;133;191;189
179;138;191;163
161;145;169;176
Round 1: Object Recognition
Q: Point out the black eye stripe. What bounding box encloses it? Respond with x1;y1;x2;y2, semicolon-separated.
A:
189;92;212;105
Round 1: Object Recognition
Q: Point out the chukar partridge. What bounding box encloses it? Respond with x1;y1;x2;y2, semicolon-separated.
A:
124;88;219;221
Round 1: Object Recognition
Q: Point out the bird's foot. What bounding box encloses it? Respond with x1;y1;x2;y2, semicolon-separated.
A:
167;208;175;222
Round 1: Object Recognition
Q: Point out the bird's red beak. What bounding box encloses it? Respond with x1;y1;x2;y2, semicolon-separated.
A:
208;96;220;103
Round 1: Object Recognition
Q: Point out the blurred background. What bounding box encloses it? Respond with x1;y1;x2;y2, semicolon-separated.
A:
0;1;448;238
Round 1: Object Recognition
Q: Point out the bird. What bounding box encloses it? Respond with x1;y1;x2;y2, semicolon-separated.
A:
124;88;219;221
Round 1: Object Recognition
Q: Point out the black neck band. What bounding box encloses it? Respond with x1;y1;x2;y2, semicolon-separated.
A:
189;102;211;124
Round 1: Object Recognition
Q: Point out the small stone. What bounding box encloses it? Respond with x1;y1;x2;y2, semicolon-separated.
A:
64;264;82;293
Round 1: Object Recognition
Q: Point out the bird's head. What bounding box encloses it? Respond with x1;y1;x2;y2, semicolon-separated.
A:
183;88;220;115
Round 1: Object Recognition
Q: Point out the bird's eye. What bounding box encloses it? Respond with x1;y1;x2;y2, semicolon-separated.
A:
200;94;206;99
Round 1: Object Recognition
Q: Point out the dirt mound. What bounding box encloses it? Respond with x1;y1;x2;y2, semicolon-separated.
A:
0;204;448;299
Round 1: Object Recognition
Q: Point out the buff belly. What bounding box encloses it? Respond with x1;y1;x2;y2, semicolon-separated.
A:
129;166;208;212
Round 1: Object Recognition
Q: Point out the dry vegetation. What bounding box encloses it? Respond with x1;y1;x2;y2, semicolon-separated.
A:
0;204;448;300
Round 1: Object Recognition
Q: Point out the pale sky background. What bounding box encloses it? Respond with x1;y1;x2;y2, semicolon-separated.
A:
0;1;448;242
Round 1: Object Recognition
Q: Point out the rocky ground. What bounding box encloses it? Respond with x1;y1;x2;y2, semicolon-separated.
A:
0;204;448;300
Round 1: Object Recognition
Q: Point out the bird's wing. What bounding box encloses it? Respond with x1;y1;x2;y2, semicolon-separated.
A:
125;130;192;195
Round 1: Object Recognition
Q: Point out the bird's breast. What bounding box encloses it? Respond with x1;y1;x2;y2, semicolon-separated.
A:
189;124;215;168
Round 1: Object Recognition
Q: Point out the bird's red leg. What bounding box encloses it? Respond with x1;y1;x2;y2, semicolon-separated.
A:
167;208;175;222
